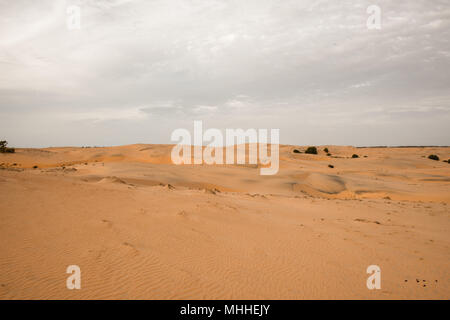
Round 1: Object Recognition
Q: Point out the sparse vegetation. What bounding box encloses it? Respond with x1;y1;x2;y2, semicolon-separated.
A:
323;147;329;153
428;155;439;161
33;165;38;169
328;164;334;168
293;149;301;154
327;153;331;156
352;154;359;158
305;146;318;155
0;140;15;153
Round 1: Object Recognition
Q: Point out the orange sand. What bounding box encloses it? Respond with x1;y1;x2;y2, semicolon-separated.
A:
0;144;449;299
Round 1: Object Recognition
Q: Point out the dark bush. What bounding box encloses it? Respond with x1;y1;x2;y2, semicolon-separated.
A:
327;153;331;156
0;140;7;152
323;147;329;153
293;149;301;154
352;154;359;158
0;140;15;153
328;164;334;168
428;155;439;161
33;165;38;169
305;146;318;154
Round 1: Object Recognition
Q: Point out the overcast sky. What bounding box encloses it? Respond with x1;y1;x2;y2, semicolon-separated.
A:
1;0;449;147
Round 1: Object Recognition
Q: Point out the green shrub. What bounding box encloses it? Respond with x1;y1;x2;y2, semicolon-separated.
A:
352;154;359;158
305;146;318;154
323;147;329;153
327;153;331;156
293;149;301;154
428;155;439;161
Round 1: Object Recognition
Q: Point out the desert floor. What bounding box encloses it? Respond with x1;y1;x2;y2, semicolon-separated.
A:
0;144;449;299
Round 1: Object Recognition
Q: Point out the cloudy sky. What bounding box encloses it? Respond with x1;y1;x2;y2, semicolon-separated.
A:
1;0;449;147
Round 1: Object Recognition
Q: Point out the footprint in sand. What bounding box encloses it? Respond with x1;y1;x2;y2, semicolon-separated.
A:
159;183;175;190
204;188;220;195
122;242;140;254
101;219;113;228
177;210;188;217
407;278;439;287
354;218;381;225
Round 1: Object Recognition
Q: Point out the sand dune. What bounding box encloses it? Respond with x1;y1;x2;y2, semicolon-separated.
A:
0;144;449;299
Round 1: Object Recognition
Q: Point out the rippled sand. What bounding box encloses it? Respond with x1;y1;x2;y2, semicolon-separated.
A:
0;144;449;299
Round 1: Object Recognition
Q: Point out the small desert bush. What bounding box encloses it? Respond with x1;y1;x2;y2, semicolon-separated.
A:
305;146;318;154
352;154;359;158
293;149;301;154
323;147;329;153
328;164;334;168
0;140;15;153
428;155;439;161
